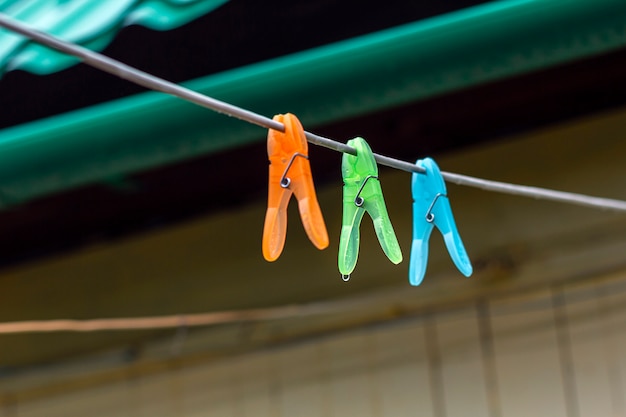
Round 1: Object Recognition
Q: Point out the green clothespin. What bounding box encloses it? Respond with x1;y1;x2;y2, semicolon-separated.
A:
338;137;403;279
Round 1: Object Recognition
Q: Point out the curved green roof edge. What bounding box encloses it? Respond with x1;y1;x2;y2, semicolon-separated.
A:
0;0;229;75
0;0;625;206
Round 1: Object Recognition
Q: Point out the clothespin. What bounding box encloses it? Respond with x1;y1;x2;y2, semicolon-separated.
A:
410;157;472;286
262;113;329;261
338;137;402;278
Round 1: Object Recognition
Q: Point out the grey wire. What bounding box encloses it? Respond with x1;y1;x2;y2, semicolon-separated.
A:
2;13;626;213
441;172;626;211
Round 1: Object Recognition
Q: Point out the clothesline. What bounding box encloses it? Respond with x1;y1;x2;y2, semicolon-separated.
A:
1;13;626;212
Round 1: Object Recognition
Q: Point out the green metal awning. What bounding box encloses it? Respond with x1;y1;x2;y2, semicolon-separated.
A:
0;0;228;75
0;0;625;206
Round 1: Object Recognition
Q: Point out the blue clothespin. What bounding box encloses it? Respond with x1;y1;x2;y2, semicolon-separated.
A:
410;157;472;286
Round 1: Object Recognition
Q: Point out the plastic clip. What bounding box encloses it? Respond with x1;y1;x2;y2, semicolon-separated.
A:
262;113;329;261
338;137;402;277
410;157;472;285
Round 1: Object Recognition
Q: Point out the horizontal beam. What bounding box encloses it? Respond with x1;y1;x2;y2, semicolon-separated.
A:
0;0;625;204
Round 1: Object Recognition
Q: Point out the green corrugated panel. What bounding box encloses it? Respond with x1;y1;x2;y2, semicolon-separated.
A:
0;0;625;206
0;0;228;75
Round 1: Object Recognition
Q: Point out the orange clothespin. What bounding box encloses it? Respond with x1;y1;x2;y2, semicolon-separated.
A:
262;113;329;261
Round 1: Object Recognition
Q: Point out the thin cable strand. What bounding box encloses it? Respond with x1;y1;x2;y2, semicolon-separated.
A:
1;13;626;212
0;303;341;334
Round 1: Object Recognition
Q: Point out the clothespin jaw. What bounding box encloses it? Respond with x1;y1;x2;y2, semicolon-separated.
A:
338;137;402;276
262;113;329;261
410;157;472;286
